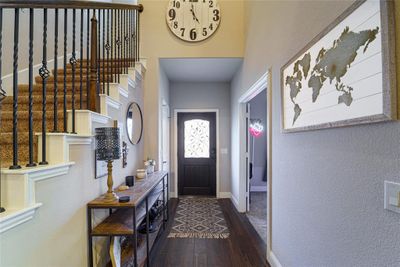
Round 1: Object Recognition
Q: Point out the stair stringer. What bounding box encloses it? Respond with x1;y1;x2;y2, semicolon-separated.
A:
0;162;75;233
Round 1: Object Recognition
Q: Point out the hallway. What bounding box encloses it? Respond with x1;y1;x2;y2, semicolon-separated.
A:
150;199;269;267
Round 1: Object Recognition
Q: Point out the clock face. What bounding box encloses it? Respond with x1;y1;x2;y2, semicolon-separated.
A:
166;0;221;42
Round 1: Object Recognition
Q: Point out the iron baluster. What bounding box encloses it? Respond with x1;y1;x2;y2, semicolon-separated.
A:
70;9;77;134
134;10;137;62
10;8;21;169
53;8;59;133
63;9;68;132
39;8;50;165
80;9;83;109
137;10;140;62
113;9;116;84
102;9;105;94
86;9;90;109
117;9;121;83
124;10;127;74
106;9;110;95
27;8;36;167
0;8;3;103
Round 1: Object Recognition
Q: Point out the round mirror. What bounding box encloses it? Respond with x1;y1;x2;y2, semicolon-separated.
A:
126;102;143;145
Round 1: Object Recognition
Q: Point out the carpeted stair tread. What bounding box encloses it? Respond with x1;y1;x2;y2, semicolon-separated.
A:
1;58;127;168
3;94;87;104
2;94;87;112
35;75;115;84
18;83;89;93
51;68;122;77
1;118;65;133
0;132;37;145
0;132;38;167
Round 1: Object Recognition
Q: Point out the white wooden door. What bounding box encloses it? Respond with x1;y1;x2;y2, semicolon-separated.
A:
161;104;170;173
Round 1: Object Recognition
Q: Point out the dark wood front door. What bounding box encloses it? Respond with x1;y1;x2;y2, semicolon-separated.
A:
178;112;216;196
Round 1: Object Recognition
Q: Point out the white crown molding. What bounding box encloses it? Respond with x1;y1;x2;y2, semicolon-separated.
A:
238;71;269;103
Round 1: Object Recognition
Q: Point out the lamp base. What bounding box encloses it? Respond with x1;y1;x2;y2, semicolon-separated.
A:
103;192;119;202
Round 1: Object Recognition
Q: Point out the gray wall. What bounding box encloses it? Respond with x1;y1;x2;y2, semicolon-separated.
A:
249;90;267;188
231;0;400;266
170;81;231;195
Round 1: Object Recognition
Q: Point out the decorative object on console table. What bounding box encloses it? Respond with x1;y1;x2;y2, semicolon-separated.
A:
95;125;121;202
144;158;156;174
125;175;134;187
122;141;128;168
136;169;147;179
281;0;396;133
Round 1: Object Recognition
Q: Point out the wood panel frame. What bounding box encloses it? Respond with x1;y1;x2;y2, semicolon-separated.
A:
280;0;397;133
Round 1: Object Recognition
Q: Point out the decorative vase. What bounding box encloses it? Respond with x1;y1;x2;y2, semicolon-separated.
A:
147;165;154;174
136;169;147;179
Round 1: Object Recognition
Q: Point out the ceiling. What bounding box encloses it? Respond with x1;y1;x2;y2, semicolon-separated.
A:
159;58;243;83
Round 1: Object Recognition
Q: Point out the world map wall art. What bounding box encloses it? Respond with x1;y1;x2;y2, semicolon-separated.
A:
281;0;397;133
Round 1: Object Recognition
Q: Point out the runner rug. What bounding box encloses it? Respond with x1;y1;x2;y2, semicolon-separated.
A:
167;198;230;239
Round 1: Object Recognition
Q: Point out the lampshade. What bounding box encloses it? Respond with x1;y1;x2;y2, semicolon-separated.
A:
95;127;121;161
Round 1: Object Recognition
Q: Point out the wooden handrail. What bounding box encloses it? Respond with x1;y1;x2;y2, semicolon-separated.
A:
0;1;144;12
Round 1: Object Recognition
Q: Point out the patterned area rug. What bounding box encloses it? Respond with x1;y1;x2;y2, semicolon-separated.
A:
168;198;230;239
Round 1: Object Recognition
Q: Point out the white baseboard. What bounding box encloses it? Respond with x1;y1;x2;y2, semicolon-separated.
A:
168;191;231;199
250;185;267;192
230;193;240;211
269;251;283;267
218;192;231;198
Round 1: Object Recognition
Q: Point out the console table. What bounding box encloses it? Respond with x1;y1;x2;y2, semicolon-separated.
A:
87;171;169;267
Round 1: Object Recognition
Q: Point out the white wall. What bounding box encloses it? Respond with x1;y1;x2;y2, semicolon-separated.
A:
169;81;231;196
231;0;400;266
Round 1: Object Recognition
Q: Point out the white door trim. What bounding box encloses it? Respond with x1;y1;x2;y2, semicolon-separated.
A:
237;70;272;263
172;109;220;198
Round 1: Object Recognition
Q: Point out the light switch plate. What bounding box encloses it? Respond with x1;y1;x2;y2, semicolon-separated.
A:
220;148;228;154
384;181;400;214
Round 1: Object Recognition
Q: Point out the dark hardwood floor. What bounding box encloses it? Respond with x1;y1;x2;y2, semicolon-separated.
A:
150;198;270;267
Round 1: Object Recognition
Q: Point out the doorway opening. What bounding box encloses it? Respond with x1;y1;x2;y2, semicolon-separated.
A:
176;111;218;197
246;90;268;245
238;71;272;260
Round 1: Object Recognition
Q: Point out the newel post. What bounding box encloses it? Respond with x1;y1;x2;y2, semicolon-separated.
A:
88;10;99;112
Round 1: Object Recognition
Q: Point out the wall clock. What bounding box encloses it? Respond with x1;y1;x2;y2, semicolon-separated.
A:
166;0;221;42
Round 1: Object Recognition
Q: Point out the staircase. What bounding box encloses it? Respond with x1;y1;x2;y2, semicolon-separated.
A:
0;1;144;235
1;60;131;168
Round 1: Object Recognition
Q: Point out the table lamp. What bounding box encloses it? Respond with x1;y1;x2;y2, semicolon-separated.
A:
95;126;121;202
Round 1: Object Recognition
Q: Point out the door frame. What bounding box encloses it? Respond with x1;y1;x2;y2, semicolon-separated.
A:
238;70;272;262
173;109;220;198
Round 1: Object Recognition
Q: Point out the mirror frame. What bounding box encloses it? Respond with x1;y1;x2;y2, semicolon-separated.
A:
126;102;143;145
